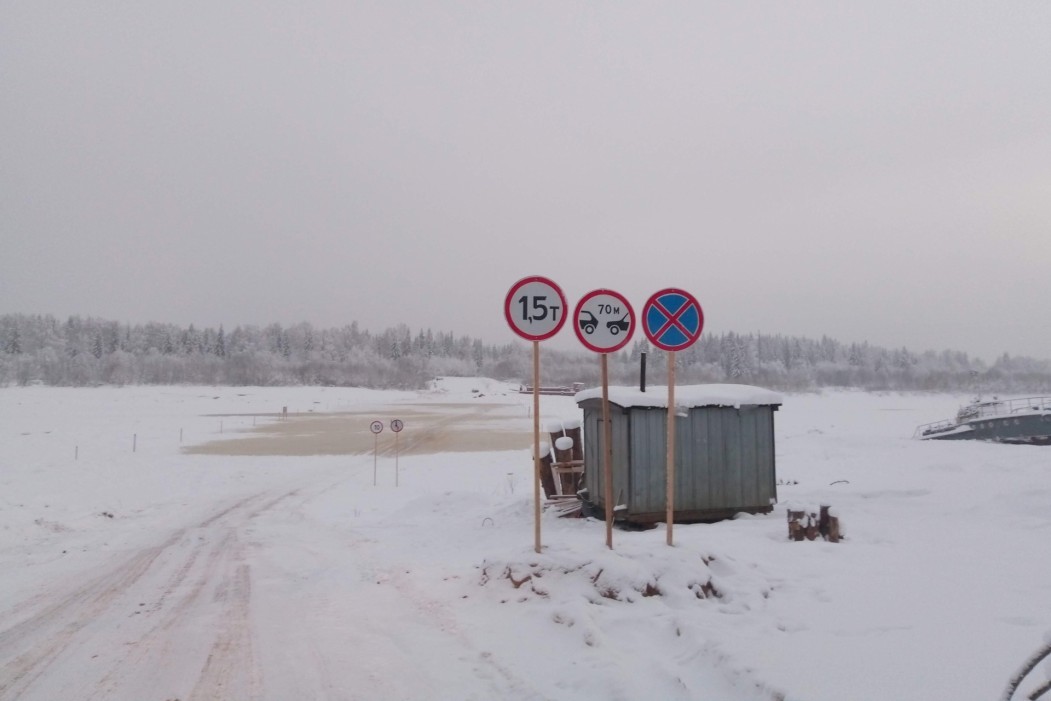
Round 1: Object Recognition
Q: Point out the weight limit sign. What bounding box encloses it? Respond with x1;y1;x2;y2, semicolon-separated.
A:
504;276;567;342
504;275;567;555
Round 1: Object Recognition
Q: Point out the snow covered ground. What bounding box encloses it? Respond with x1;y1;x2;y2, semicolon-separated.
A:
0;380;1049;700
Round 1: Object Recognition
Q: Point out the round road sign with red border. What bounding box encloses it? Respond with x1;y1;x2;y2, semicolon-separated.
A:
642;288;704;352
390;419;404;433
369;420;384;434
573;289;635;354
504;276;568;342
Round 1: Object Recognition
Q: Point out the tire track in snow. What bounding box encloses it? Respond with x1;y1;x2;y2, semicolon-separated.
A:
0;530;187;699
188;559;261;701
85;529;239;700
0;404;519;700
0;492;274;700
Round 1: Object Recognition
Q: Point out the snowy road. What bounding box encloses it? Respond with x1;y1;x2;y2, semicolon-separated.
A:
0;395;552;701
0;479;544;700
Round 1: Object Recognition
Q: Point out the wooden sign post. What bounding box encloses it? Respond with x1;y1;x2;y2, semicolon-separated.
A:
573;289;635;550
666;353;676;545
532;341;541;549
505;276;567;554
642;288;705;547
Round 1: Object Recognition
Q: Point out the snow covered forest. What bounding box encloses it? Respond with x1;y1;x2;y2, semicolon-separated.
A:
1;313;1049;392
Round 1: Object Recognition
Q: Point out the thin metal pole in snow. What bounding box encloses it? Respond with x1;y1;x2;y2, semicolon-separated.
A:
373;433;378;486
395;431;399;487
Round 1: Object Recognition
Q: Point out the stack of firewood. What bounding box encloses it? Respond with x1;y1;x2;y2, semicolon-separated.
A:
787;505;842;543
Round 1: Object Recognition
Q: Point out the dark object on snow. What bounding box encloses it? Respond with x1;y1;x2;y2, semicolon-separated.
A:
1001;636;1051;701
537;447;556;499
520;383;586;397
787;509;806;541
787;505;841;543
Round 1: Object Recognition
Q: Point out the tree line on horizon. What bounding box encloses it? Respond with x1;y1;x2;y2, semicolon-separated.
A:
1;313;1049;394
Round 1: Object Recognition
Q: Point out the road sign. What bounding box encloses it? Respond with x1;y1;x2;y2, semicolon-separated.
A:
504;276;567;342
390;419;404;433
505;275;567;554
573;289;635;354
369;420;384;434
642;288;704;352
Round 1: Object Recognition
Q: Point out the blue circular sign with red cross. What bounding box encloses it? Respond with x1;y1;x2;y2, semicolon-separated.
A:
642;288;704;352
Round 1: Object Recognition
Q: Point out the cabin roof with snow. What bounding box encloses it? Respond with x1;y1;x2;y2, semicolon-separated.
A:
574;383;782;410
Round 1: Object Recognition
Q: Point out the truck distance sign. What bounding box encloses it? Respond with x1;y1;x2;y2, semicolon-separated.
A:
573;289;635;354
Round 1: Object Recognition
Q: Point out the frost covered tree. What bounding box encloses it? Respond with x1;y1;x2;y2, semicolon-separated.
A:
3;326;21;355
0;312;1046;392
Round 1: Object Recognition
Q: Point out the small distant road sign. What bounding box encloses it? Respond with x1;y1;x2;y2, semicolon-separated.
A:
369;420;384;434
642;288;704;352
390;419;404;433
573;289;635;354
504;276;568;342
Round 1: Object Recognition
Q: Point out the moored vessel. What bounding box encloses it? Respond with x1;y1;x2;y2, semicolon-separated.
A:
915;396;1051;444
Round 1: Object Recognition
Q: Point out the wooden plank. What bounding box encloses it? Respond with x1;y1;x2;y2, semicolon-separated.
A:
538;450;556;499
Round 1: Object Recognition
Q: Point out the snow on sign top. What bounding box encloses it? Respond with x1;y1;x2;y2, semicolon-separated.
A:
575;384;783;409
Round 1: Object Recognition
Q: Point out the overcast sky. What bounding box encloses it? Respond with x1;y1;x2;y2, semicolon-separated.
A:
2;2;1049;361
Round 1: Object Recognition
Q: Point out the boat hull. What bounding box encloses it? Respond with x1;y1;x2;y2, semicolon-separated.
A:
921;412;1051;444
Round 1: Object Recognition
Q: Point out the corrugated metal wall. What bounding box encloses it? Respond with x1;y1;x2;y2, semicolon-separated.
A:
628;408;664;513
582;401;777;520
582;406;630;510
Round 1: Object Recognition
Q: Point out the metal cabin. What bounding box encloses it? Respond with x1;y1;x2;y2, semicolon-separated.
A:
576;384;782;524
